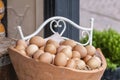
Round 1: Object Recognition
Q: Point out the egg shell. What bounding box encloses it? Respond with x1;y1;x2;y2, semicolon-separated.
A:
44;44;57;54
51;54;55;64
26;44;39;57
15;45;26;51
57;45;66;53
86;45;96;56
54;52;68;66
72;58;80;61
87;56;101;69
66;59;76;69
72;51;81;59
19;50;27;56
29;36;45;47
93;56;102;63
39;52;53;64
61;39;76;48
33;50;44;60
46;39;59;48
73;45;87;58
39;46;45;51
75;59;86;70
60;41;64;45
83;55;92;63
66;45;72;50
57;45;72;53
61;48;72;59
16;40;27;48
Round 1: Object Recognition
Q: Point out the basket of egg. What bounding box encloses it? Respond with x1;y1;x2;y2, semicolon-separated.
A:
8;16;107;80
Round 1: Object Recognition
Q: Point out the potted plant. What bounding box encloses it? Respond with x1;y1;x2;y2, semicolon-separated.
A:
81;28;120;80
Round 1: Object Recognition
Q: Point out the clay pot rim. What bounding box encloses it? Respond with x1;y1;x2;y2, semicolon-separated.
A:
9;47;107;74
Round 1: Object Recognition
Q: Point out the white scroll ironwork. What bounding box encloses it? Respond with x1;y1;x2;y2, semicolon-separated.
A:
17;16;94;46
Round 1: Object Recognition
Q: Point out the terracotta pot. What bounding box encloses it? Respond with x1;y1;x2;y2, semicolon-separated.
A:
8;47;107;80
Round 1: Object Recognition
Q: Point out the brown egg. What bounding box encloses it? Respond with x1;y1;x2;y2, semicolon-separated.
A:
93;56;102;63
44;44;56;54
83;55;92;63
61;48;72;59
19;50;27;56
75;59;86;70
15;45;26;51
26;44;39;57
39;46;45;51
66;45;72;50
39;52;53;64
29;36;45;47
73;45;87;58
87;56;102;69
72;51;81;59
72;58;80;61
16;40;27;48
54;52;68;66
66;59;76;69
51;54;55;64
60;41;64;45
61;39;76;48
46;39;59;48
57;45;66;53
86;45;96;56
33;50;44;60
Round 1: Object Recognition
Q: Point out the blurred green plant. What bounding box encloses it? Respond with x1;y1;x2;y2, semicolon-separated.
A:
80;28;120;70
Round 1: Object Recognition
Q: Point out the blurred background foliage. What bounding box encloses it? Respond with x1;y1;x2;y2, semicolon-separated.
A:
81;28;120;70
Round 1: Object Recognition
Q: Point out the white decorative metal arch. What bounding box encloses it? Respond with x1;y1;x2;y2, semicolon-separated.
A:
17;16;94;46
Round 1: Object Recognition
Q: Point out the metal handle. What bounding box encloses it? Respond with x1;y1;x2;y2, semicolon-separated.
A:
17;16;94;46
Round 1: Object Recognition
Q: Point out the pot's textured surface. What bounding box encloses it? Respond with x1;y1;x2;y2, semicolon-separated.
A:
8;48;107;80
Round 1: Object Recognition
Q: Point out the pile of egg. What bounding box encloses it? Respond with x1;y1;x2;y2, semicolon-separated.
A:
15;36;102;70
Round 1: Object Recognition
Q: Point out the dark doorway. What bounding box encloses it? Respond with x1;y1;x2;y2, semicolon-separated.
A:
44;0;80;41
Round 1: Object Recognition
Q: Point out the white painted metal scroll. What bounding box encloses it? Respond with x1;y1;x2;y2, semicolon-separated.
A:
17;16;94;46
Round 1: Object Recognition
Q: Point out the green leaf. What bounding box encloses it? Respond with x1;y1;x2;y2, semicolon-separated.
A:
80;28;120;69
